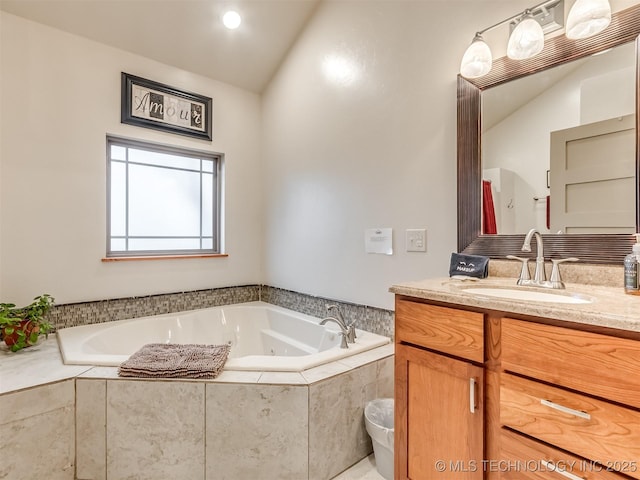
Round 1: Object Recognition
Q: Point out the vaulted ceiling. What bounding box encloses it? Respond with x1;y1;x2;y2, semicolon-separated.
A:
0;0;322;93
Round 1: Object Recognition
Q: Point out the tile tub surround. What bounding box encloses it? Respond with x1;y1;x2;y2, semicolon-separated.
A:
260;286;395;339
46;284;261;330
0;379;76;480
1;337;394;480
390;276;640;333
45;285;395;339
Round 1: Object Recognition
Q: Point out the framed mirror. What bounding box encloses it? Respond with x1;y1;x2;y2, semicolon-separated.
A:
458;4;640;264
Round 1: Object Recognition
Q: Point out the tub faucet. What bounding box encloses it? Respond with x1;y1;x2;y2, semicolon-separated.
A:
522;228;546;284
326;304;356;343
320;316;349;349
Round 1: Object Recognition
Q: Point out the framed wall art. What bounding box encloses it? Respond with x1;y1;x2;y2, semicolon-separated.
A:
121;73;213;141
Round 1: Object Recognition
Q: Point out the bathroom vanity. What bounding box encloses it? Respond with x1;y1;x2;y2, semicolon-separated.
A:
391;277;640;480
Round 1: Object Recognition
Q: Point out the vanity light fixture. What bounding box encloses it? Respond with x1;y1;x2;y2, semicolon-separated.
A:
565;0;611;39
459;33;493;79
460;0;612;79
507;10;545;60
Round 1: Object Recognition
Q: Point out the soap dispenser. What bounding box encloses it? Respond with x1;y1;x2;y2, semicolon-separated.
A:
624;233;640;295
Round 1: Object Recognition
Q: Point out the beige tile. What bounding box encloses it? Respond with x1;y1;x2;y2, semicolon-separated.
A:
336;344;394;370
77;366;120;379
0;378;74;425
106;380;205;480
309;362;378;480
375;356;394;399
0;404;75;479
76;379;106;480
302;360;353;384
0;336;91;394
258;371;307;384
208;369;262;383
206;382;308;479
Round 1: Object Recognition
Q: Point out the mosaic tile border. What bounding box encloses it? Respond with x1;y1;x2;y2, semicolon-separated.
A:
45;285;395;339
47;285;260;330
261;286;394;339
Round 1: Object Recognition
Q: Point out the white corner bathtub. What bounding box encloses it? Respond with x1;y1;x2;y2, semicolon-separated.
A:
57;301;390;371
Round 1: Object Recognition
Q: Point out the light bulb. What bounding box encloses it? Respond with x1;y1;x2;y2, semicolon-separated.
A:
223;11;242;30
460;34;493;79
566;0;611;40
507;14;545;60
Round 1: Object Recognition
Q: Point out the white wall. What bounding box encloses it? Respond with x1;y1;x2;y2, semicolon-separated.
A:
261;1;533;310
0;13;263;305
5;1;628;311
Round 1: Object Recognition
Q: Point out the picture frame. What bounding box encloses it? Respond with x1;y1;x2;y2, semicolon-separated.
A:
121;73;213;141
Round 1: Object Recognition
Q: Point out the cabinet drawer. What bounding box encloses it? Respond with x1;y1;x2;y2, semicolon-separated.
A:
396;299;483;362
501;374;640;480
501;429;629;480
502;318;640;409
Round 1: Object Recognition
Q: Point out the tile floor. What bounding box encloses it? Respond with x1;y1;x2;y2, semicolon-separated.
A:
333;455;385;479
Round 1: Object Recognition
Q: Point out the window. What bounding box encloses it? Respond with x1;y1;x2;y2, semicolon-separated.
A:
107;136;221;257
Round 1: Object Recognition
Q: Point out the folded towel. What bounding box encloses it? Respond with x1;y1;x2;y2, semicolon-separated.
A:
118;343;231;379
449;253;489;279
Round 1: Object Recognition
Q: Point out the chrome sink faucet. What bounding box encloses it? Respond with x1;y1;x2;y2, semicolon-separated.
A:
522;228;546;284
508;228;578;289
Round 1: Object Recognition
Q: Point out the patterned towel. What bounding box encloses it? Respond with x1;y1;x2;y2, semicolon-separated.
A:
118;343;231;379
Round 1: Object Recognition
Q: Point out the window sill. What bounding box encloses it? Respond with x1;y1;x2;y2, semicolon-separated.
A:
101;254;228;262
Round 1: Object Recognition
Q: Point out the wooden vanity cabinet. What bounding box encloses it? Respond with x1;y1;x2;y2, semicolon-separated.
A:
395;298;486;479
395;294;640;480
500;318;640;480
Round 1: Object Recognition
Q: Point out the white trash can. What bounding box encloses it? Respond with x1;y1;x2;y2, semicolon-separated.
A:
364;398;394;480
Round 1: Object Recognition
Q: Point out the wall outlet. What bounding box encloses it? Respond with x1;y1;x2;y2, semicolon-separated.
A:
406;228;426;252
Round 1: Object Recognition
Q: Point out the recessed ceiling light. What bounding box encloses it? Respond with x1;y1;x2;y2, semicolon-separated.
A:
223;11;241;30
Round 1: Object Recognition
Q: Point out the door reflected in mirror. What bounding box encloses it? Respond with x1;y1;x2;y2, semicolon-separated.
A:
481;41;636;235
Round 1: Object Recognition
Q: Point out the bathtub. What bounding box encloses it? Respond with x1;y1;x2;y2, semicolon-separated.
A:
57;301;390;371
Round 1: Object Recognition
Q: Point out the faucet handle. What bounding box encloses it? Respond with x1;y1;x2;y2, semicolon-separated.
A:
507;255;531;285
549;257;579;289
326;304;344;321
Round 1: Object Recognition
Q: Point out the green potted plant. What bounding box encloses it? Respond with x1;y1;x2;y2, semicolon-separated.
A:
0;294;55;352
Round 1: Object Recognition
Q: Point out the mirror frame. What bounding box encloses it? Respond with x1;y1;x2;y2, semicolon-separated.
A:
458;5;640;264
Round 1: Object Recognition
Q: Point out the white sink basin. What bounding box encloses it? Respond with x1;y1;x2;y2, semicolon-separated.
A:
459;286;593;304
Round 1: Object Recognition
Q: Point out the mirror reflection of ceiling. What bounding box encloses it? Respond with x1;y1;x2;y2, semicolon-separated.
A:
481;41;636;236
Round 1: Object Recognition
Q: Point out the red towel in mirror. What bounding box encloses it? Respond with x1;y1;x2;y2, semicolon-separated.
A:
482;180;497;234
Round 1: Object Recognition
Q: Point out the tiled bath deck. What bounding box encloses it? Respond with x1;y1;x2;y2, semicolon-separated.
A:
0;336;394;480
0;336;393;393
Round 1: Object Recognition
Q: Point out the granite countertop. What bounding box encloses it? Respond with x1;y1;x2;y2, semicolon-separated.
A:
390;276;640;333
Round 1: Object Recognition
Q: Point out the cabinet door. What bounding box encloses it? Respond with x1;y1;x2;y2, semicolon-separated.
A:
396;343;484;480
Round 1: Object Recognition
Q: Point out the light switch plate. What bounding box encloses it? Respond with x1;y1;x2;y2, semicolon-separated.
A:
406;228;426;252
